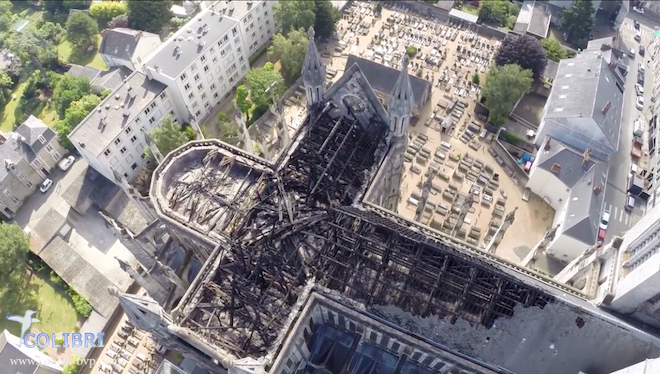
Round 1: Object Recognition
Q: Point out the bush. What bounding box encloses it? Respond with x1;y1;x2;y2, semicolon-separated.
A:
472;73;480;85
54;335;65;346
89;1;127;25
49;271;63;285
62;355;83;374
406;46;417;58
65;286;92;317
500;130;523;145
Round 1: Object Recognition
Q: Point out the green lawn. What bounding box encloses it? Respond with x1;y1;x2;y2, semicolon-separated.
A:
459;5;480;16
0;272;79;336
58;36;107;71
0;81;29;131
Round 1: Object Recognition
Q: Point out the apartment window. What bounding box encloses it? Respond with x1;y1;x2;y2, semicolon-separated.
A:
229;76;234;83
131;163;138;170
38;135;46;144
160;92;167;100
194;74;200;82
114;138;122;145
223;35;229;42
210;83;216;91
144;107;151;116
124;173;128;178
266;20;270;25
15;172;24;181
3;189;10;197
237;47;242;54
150;102;156;109
217;40;223;48
135;117;141;124
235;37;241;45
141;153;147;159
203;65;210;73
210;47;215;54
212;57;218;63
169;110;175;117
184;83;191;91
192;101;198;108
213;92;219;99
195;110;201;117
26;181;33;189
180;73;187;81
221;49;226;57
201;55;207;62
197;83;203;91
120;146;127;154
149;117;156;124
125;126;132;134
191;64;198;72
232;28;237;36
11;196;19;204
201;93;207;101
203;101;210;109
104;149;112;156
188;92;194;99
130;135;138;143
239;56;244;63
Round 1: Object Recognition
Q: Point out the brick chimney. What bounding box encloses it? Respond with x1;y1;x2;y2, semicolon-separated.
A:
544;138;551;150
550;163;562;173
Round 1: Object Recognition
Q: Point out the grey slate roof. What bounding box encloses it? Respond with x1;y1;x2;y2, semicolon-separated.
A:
39;236;119;319
30;208;67;253
562;160;607;245
68;64;101;83
536;137;595;188
346;54;430;109
91;66;133;93
544;51;622;152
144;9;239;79
0;133;38;181
68;71;167;157
15;115;55;156
62;166;120;215
100;28;151;61
0;342;39;374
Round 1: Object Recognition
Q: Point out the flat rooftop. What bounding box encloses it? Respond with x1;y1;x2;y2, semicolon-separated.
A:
143;8;239;79
68;71;166;157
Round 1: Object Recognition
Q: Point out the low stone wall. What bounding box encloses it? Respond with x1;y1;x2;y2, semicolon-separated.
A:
492;139;529;186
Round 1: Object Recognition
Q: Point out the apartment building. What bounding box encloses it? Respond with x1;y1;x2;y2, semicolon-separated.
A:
0;330;63;373
99;28;162;72
143;2;277;124
68;71;175;182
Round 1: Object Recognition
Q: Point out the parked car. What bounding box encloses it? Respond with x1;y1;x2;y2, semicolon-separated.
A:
633;6;645;14
635;30;642;42
58;156;75;171
638;72;645;85
629;48;636;58
625;193;636;212
634;20;641;30
599;211;610;230
635;83;645;96
636;96;645;110
40;178;53;193
639;63;646;73
640;46;646;56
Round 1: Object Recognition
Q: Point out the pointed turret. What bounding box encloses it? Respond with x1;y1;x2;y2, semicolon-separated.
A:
387;56;415;138
302;26;326;109
108;287;167;331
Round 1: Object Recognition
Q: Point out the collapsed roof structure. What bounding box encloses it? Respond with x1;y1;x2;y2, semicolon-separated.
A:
107;28;660;374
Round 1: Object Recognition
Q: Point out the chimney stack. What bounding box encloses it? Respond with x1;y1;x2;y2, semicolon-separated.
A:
544;138;551;150
582;148;591;166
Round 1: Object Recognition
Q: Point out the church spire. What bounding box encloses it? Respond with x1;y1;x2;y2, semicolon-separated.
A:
302;26;326;109
108;287;168;331
387;56;415;138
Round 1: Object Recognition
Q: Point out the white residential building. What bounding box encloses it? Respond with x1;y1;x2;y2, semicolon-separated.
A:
225;0;277;57
0;329;63;373
99;28;163;72
68;71;178;182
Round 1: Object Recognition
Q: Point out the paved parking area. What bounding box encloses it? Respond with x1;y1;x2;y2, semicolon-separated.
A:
327;2;554;262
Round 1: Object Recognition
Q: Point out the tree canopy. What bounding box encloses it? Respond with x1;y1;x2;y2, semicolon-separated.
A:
559;0;594;46
127;0;173;33
0;222;30;289
274;0;339;39
268;29;308;82
244;63;285;116
52;74;92;117
235;85;252;119
65;12;98;50
147;115;189;157
495;34;547;80
541;38;568;62
478;1;519;27
7;28;56;83
481;64;533;125
89;1;128;26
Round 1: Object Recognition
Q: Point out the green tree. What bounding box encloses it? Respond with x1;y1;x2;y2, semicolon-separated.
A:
43;0;64;14
406;46;417;58
495;34;547;80
235;85;252;119
63;0;87;9
0;223;30;288
62;355;83;374
89;1;128;26
219;120;238;142
244;64;285;114
374;3;383;16
56;94;101;150
7;29;55;85
147;115;189;156
479;1;518;27
52;75;92;117
559;0;594;44
268;29;308;82
541;38;566;62
126;0;173;33
314;0;340;39
0;73;12;108
65;12;98;50
274;1;316;36
472;73;480;85
0;2;13;32
481;64;533;125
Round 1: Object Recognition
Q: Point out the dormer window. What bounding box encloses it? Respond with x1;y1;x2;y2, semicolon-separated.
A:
38;135;46;144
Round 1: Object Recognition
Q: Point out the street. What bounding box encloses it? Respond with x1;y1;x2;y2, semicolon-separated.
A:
602;15;656;241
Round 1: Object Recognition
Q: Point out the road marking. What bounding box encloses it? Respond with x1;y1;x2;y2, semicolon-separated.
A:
619;208;624;221
624;214;630;225
613;206;619;219
606;203;612;213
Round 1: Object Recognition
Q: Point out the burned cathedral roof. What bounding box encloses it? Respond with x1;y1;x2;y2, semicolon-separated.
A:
122;36;660;374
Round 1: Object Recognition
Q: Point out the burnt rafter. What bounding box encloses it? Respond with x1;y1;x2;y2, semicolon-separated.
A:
178;108;555;358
